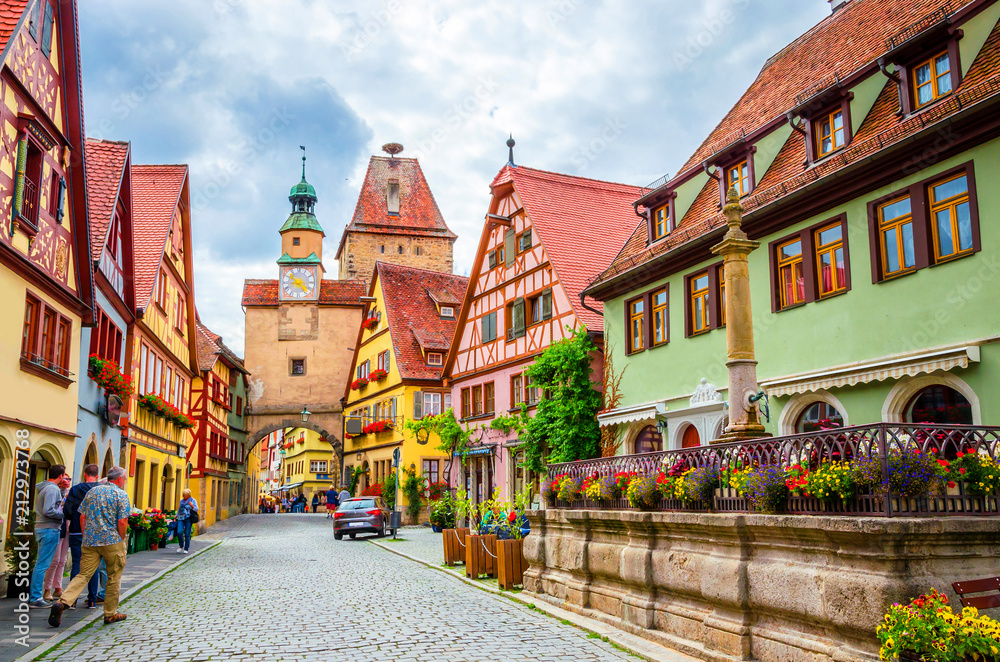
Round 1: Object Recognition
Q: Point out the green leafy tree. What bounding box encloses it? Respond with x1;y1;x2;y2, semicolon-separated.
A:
520;326;602;473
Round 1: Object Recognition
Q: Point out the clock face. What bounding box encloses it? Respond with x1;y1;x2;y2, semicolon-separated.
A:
281;267;317;300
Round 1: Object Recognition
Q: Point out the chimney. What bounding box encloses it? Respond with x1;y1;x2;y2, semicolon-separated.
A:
829;0;849;12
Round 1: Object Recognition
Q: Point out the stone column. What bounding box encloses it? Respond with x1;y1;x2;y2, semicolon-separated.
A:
711;187;769;443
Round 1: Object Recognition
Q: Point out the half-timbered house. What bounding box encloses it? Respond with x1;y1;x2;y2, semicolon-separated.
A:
76;139;134;480
190;321;247;530
0;0;92;531
125;164;199;512
442;162;641;504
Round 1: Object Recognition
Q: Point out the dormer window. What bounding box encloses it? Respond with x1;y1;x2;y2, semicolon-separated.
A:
652;205;670;240
815;109;845;158
387;179;400;215
913;51;952;108
427;352;443;366
440;306;455;318
726;161;750;197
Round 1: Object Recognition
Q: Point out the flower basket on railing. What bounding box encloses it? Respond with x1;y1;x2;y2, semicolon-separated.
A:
350;377;369;391
362;419;392;434
88;355;133;400
369;369;388;382
138;393;194;429
543;423;1000;519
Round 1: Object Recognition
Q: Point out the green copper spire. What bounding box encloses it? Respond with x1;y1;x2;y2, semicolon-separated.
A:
281;146;324;234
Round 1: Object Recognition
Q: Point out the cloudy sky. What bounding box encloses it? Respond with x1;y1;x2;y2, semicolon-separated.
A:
78;0;830;355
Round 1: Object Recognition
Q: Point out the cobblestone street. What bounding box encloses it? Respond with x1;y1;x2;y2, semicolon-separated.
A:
36;515;636;661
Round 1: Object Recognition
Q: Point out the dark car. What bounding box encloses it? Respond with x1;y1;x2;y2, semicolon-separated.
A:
333;497;393;540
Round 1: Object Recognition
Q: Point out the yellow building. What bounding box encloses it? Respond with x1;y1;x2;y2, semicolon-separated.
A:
275;427;336;502
0;0;93;538
123;165;198;512
344;262;467;517
190;322;247;530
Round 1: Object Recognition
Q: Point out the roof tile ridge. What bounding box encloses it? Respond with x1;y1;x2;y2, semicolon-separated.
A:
511;164;643;193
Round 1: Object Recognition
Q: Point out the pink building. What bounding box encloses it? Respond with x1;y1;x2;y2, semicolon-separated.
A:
443;156;641;505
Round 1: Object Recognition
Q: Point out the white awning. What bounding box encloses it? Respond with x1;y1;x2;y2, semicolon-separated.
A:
596;400;667;428
760;344;981;398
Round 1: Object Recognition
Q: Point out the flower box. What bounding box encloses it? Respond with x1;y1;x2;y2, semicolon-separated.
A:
88;355;133;401
138;393;194;429
361;316;379;331
362;419;393;434
369;369;388;382
350;377;369;391
496;538;526;590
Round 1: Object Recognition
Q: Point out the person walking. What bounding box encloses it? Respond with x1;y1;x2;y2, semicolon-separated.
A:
325;486;339;519
339;487;351;504
28;464;67;609
311;493;319;513
176;489;199;554
62;464;103;609
48;466;131;627
281;496;289;513
42;473;72;603
258;496;266;514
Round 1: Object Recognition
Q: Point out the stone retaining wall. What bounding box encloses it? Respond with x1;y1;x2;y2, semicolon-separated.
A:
523;509;1000;662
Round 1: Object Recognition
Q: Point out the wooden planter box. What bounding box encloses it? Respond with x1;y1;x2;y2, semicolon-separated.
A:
442;527;469;566
465;533;497;579
496;538;526;590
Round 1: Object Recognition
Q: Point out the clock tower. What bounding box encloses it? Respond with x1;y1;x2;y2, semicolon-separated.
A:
278;151;324;302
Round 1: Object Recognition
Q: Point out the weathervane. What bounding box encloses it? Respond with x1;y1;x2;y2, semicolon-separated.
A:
300;145;307;179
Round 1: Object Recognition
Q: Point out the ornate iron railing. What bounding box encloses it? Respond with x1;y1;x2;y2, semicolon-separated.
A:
547;424;1000;517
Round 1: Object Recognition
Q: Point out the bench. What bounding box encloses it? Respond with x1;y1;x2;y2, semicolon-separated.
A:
952;576;1000;610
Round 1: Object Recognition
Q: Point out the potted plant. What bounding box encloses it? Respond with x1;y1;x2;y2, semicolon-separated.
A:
496;509;528;590
361;315;379;331
369;368;388;382
429;492;455;532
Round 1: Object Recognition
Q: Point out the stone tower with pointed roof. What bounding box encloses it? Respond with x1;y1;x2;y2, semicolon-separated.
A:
336;144;457;284
278;153;325;278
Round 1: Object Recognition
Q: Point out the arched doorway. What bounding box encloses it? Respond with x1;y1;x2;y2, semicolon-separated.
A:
906;385;973;424
102;448;115;478
160;464;172;510
82;436;98;480
681;425;701;448
633;426;663;454
360;460;370;493
795;402;845;433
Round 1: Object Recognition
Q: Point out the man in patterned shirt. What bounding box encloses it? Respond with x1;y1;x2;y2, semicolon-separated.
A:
48;466;131;627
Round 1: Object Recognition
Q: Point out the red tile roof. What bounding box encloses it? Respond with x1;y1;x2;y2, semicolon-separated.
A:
493;164;644;329
0;1;28;57
336;156;456;259
679;0;966;175
377;262;468;381
195;320;246;373
590;2;1000;292
240;278;366;307
132;165;187;309
84;139;129;258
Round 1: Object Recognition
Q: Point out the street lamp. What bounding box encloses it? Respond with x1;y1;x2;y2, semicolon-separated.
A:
300;406;311;423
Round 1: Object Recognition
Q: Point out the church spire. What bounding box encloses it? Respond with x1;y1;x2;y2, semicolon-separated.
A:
281;148;323;235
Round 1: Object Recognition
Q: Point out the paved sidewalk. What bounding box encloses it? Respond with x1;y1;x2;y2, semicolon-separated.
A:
0;534;211;662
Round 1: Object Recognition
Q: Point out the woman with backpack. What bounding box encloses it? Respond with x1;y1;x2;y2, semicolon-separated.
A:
176;489;199;554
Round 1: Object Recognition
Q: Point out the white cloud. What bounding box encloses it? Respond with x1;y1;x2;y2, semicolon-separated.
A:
80;0;830;355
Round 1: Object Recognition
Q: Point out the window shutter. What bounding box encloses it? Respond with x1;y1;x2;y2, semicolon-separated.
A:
541;288;552;320
55;176;66;223
12;136;27;217
504;228;515;267
513;298;525;338
40;1;54;57
413;391;423;420
488;251;497;269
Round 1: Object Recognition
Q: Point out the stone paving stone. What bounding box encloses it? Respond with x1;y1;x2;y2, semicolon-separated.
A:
37;515;633;662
